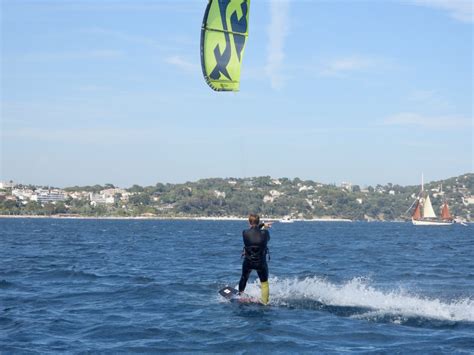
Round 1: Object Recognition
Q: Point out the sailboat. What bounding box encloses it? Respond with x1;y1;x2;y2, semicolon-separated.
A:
411;176;453;226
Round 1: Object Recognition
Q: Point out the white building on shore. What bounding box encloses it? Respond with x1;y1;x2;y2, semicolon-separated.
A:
35;189;67;204
0;181;15;189
12;188;35;201
89;188;129;206
90;193;115;206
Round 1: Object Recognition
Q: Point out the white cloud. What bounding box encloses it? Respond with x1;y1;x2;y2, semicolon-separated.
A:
411;0;473;23
265;0;290;90
22;2;200;14
81;27;167;50
407;89;454;111
165;56;199;72
23;50;122;61
1;127;157;144
319;56;377;76
382;112;472;129
409;89;437;102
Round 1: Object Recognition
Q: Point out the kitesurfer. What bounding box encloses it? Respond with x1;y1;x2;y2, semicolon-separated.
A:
239;214;271;305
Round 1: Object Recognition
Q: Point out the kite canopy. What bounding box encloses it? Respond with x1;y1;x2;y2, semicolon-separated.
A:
200;0;250;92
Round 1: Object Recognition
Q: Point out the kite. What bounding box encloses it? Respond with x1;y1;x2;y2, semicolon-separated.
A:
200;0;250;91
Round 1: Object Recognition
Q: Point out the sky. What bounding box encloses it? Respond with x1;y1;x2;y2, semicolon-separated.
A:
1;0;473;188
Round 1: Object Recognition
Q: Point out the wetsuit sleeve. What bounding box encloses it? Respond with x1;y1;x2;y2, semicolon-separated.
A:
264;229;270;242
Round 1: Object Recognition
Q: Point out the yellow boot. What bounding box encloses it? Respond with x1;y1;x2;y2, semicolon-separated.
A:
261;281;269;305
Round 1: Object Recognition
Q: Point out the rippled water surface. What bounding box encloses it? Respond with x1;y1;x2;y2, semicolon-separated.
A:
1;219;473;353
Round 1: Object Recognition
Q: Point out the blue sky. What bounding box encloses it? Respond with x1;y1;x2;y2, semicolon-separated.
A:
1;0;472;188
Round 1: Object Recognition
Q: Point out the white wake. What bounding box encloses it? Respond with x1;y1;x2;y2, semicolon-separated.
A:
243;276;474;323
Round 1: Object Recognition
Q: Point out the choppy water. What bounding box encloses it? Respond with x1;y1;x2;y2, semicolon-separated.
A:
1;219;473;353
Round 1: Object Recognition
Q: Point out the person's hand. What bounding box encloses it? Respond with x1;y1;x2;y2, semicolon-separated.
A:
263;222;273;229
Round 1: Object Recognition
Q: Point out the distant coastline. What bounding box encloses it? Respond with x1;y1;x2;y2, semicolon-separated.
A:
1;174;472;222
0;214;354;222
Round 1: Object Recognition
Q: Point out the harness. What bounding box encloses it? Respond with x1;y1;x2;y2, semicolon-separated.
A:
241;246;270;262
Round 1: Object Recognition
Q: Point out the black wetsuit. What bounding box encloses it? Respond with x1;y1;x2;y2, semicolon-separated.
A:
238;225;270;293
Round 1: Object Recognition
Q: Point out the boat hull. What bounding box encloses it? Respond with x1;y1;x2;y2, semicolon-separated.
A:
412;218;453;226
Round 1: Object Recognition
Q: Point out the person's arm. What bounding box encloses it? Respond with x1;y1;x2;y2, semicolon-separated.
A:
259;222;273;230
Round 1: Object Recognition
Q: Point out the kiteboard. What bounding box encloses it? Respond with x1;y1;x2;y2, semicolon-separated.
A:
218;286;262;304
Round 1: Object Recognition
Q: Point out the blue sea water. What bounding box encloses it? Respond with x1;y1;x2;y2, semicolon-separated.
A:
0;219;473;353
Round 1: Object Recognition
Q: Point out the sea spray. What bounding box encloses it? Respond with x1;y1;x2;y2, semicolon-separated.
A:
244;276;474;323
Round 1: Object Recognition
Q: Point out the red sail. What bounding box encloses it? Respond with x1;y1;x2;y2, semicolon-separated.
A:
412;200;421;220
441;202;452;221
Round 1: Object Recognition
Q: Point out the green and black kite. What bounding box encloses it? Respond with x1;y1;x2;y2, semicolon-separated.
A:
200;0;250;92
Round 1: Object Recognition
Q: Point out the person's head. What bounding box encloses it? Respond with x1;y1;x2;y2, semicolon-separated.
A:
248;214;260;227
